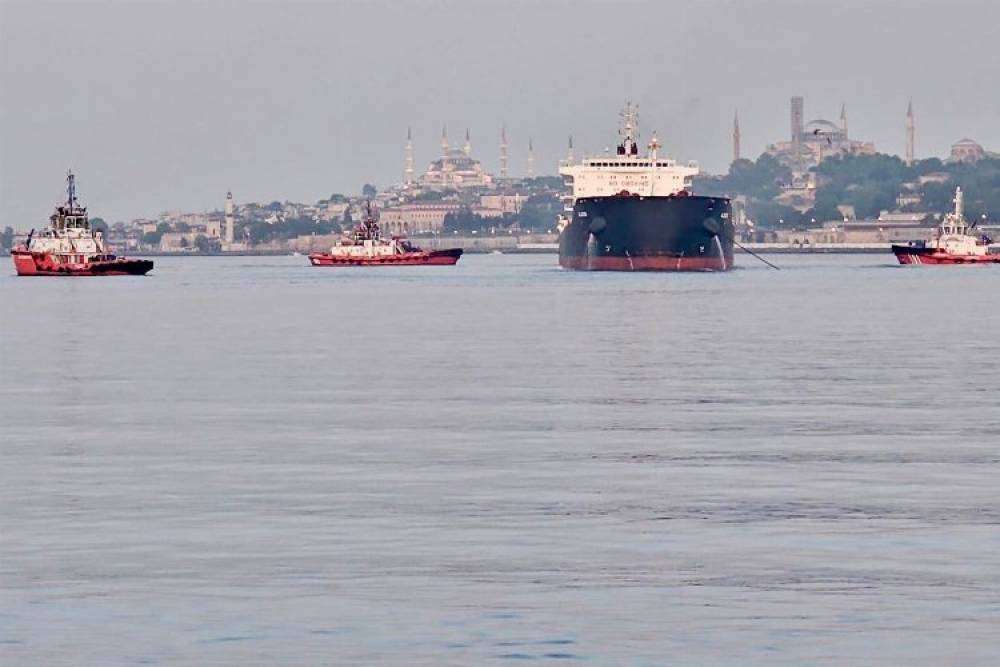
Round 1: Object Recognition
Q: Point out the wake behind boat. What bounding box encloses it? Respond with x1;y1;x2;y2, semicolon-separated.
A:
11;171;153;277
308;202;462;267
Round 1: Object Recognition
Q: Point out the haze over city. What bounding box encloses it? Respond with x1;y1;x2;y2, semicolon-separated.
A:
2;0;998;224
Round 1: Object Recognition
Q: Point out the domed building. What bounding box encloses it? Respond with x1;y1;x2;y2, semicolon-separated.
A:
766;97;876;170
417;127;494;190
948;138;986;163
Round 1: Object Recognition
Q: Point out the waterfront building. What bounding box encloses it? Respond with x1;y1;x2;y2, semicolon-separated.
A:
205;215;223;239
479;193;526;215
380;203;463;235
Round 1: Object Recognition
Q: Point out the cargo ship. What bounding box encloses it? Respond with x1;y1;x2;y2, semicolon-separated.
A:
10;171;153;276
892;187;1000;265
308;202;462;266
558;103;733;271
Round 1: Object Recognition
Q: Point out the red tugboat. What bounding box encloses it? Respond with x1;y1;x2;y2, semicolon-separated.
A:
308;202;462;267
892;187;1000;265
11;171;153;276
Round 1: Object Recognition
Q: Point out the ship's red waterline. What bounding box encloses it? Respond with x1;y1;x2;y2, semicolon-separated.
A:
560;254;729;271
12;250;153;276
310;248;462;267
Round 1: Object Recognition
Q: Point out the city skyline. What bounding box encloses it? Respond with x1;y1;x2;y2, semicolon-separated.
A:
2;0;998;223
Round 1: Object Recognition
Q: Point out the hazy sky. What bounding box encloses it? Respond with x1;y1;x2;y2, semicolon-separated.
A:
2;0;998;225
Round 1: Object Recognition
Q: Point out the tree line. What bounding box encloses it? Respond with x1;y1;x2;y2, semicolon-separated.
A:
696;153;1000;228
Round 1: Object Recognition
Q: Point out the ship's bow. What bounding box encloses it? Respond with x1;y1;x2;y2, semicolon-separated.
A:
559;195;734;271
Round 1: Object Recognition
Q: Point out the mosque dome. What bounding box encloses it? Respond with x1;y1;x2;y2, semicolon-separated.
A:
803;119;842;136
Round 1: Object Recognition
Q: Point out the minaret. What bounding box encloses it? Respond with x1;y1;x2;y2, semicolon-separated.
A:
840;103;848;138
224;191;235;244
905;100;915;166
566;135;574;164
499;125;509;178
441;124;449;157
404;127;414;185
526;138;535;177
464;128;471;157
732;111;741;163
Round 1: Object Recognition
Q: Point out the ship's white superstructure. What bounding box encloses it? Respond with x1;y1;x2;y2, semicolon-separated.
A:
559;103;699;201
27;172;109;258
926;187;993;256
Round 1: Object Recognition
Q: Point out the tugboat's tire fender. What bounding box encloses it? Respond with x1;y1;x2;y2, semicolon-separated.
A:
702;217;721;236
588;217;607;235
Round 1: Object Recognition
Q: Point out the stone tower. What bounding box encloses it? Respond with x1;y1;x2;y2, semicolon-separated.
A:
527;138;535;177
732;111;741;163
905;101;915;166
499;125;509;178
224;191;235;245
566;135;574;164
464;128;471;157
840;103;848;138
404;127;414;185
790;96;804;143
441;125;449;157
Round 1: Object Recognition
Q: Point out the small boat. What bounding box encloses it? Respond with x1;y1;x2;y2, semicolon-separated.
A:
892;187;1000;265
11;171;153;276
308;202;462;267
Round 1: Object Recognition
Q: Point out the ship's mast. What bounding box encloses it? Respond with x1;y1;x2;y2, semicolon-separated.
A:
67;170;78;208
618;102;639;156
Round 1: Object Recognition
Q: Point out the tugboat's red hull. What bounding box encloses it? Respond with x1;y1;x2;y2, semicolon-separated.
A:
892;246;1000;265
308;248;463;267
11;250;154;276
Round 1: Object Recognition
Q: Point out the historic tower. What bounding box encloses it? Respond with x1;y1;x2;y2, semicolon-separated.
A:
905;101;915;166
527;138;535;177
790;96;804;143
404;127;414;185
732;111;741;163
566;135;574;164
224;191;235;245
441;125;449;157
499;125;509;178
840;103;848;138
464;129;471;157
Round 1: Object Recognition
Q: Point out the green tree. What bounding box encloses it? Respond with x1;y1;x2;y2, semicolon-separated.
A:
362;183;378;198
142;231;163;246
0;226;14;250
193;234;219;254
342;207;353;226
90;217;109;234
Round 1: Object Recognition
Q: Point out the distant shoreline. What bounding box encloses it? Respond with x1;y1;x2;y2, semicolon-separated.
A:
126;245;892;257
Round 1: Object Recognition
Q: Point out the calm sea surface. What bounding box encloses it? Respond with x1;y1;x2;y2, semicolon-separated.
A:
1;253;998;665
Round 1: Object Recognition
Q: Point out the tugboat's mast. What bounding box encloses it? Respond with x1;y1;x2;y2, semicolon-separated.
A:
67;170;78;208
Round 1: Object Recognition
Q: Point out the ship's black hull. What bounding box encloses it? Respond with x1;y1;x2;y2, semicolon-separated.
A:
559;194;734;271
